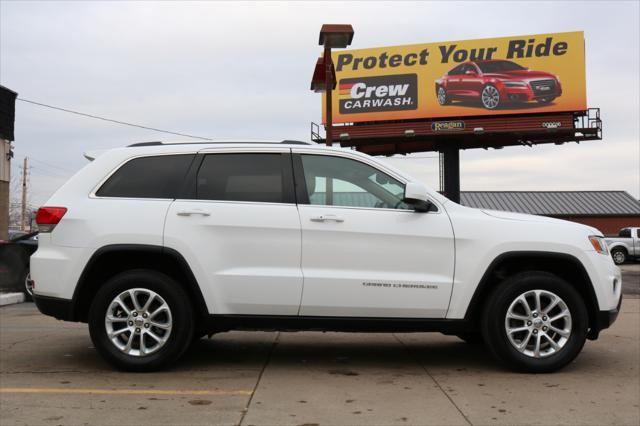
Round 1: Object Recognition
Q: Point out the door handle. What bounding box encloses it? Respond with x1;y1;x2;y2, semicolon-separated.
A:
310;214;344;223
177;209;211;217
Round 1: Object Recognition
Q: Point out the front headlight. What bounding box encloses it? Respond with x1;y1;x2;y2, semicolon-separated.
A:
589;236;608;255
504;81;527;87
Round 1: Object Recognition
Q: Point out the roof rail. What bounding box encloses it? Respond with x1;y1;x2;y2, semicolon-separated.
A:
280;140;314;145
127;140;314;147
127;141;164;147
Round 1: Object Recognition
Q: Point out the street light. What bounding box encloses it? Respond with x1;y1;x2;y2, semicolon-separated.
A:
311;24;354;146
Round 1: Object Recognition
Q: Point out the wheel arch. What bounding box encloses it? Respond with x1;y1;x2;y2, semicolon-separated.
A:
608;244;628;254
463;251;599;337
70;244;208;323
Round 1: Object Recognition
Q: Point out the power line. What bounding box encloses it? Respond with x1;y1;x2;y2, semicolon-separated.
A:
30;157;76;174
29;166;69;178
17;98;213;141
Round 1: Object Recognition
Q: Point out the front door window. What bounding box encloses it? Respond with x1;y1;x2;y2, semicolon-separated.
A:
300;155;409;210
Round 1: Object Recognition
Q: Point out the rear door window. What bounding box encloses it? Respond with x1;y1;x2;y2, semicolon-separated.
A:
196;153;294;203
96;154;195;199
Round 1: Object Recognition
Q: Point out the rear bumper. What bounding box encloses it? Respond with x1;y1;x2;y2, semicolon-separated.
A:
33;294;74;321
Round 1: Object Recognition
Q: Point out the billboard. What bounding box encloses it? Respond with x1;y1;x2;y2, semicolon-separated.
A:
322;31;586;124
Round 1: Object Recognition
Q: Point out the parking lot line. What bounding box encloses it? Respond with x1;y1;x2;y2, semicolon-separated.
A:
0;387;253;396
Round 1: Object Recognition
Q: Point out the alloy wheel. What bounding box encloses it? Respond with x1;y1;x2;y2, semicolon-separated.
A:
504;289;572;358
437;87;447;105
24;272;34;296
105;288;173;357
481;85;500;109
612;250;626;264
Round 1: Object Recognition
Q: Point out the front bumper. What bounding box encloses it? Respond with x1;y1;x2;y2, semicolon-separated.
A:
588;293;623;340
33;294;74;321
499;84;562;102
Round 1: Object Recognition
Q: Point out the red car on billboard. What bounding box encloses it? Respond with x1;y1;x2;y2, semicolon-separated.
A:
435;60;562;110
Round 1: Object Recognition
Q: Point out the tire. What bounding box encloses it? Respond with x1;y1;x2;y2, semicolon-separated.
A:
437;86;450;105
611;248;627;265
481;84;500;109
481;271;588;373
88;269;194;372
455;332;483;345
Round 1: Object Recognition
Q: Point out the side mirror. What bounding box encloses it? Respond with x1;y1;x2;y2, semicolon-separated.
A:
465;69;477;76
403;182;433;213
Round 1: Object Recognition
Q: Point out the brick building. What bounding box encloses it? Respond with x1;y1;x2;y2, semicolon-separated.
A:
0;85;18;241
460;191;640;235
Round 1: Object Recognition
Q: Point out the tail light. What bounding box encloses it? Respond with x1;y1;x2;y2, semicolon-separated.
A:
35;207;67;232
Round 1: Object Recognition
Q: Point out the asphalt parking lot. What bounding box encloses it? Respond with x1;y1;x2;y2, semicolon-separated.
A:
1;267;639;426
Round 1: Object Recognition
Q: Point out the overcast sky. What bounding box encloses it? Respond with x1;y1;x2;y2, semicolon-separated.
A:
1;0;639;206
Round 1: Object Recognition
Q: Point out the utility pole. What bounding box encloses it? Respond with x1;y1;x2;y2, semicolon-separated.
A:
21;156;27;231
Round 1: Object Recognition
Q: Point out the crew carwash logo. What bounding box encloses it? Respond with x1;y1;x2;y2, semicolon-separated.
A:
339;74;418;114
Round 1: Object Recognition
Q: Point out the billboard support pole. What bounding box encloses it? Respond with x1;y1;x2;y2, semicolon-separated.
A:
324;46;335;202
442;147;460;203
324;46;333;147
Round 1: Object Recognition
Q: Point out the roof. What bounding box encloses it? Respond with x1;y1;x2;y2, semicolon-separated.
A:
460;191;640;216
127;139;313;147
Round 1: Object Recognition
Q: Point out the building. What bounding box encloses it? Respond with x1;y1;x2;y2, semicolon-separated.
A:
0;85;18;241
460;191;640;235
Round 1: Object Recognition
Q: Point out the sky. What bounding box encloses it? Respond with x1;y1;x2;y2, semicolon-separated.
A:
1;0;639;207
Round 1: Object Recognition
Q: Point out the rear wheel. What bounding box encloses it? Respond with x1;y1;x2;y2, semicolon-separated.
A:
611;248;627;265
482;271;588;373
437;86;450;105
89;270;194;371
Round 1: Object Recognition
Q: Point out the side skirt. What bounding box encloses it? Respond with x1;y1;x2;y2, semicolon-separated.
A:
203;314;473;334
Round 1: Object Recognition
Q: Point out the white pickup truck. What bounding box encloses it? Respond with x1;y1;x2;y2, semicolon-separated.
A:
605;227;640;264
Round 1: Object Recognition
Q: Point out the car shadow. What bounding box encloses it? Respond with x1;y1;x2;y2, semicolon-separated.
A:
176;333;502;373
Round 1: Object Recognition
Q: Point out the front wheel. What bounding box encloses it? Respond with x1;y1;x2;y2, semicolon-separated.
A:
88;270;194;372
482;272;588;373
611;248;627;265
481;84;500;109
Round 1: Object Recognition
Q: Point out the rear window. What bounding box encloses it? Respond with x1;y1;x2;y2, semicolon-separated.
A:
196;153;291;203
96;154;194;198
476;60;526;73
619;228;632;238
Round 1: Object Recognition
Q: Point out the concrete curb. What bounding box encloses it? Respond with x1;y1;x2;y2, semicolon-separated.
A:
0;292;25;306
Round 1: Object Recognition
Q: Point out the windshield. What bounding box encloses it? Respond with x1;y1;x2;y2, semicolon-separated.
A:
477;61;526;73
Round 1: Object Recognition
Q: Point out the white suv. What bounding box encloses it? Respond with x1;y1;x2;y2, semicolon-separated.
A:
31;141;622;372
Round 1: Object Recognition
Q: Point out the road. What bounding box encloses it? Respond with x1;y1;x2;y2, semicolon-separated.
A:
620;263;640;295
1;275;638;425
